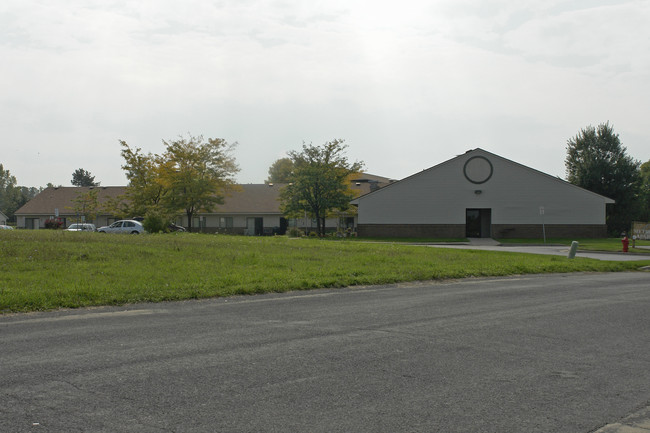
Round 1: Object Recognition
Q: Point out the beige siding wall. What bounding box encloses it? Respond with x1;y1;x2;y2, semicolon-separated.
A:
16;214;117;229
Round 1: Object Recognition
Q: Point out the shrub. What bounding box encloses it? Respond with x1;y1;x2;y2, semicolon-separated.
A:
287;227;303;238
142;213;167;233
44;218;63;230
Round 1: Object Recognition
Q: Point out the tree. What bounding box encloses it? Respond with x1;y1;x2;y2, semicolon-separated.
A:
0;164;18;218
119;134;240;232
161;134;239;232
565;122;642;234
71;168;99;187
70;189;100;224
266;158;294;184
640;160;650;221
119;141;168;217
0;165;41;222
280;139;363;237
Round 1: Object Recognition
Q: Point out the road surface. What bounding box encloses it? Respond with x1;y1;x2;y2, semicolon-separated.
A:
2;272;650;432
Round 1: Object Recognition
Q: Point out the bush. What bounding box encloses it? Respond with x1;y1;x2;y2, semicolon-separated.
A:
287;227;303;238
44;218;63;230
142;213;167;233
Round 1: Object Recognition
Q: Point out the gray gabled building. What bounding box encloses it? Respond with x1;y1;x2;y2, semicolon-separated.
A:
351;148;614;239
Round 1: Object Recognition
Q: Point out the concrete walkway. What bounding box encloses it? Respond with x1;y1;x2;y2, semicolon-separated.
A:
428;238;650;262
467;237;501;246
591;405;650;432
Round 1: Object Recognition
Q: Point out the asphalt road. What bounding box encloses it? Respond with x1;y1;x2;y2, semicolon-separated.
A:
2;272;650;433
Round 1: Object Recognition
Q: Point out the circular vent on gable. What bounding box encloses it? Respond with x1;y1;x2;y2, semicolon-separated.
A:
463;156;493;184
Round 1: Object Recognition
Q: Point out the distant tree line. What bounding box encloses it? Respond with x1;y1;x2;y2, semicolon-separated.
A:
0;164;41;222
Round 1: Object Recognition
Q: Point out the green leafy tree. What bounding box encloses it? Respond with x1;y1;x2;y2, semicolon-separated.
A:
280;139;363;237
119;141;168;217
0;164;40;222
69;189;100;224
565;122;642;234
161;134;240;232
71;168;99;187
119;134;239;232
0;164;18;218
640;160;650;221
266;158;294;184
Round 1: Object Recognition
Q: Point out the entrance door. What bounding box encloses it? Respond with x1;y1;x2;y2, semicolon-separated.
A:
26;218;40;229
466;209;492;238
279;217;288;235
246;217;264;236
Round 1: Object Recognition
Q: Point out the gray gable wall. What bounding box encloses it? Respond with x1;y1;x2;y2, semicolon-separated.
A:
355;149;613;226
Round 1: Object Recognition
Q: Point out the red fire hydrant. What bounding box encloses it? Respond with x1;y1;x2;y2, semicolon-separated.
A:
622;236;629;253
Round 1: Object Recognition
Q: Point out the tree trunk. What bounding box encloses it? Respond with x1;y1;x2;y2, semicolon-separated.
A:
319;217;326;237
186;210;193;232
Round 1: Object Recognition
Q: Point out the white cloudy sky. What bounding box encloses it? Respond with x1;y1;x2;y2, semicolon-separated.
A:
2;0;649;187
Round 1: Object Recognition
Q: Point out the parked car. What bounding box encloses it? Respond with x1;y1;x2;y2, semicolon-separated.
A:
65;223;97;232
97;220;145;234
0;225;14;230
168;223;186;232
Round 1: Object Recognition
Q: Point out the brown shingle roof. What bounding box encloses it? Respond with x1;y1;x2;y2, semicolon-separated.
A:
214;184;284;214
349;173;396;197
16;174;395;216
15;186;127;216
15;185;285;216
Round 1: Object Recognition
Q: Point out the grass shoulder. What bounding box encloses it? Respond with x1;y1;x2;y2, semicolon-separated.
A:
1;231;649;313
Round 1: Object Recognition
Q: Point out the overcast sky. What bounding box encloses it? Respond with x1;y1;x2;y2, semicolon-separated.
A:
2;0;649;188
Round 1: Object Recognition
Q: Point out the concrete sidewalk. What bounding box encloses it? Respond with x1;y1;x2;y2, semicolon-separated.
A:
591;405;650;432
467;237;501;246
428;238;650;262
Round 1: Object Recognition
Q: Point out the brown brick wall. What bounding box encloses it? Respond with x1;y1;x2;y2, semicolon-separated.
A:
357;224;465;238
491;224;608;239
358;224;608;239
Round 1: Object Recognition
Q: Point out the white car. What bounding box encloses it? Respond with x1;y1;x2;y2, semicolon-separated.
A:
0;225;14;230
97;220;144;234
65;223;97;232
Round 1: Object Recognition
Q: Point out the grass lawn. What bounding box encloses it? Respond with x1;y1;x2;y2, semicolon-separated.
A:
1;231;649;313
498;237;650;253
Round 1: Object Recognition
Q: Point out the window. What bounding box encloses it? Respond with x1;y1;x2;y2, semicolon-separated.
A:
219;217;233;228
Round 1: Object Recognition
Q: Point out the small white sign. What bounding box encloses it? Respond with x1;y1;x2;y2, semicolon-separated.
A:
539;206;544;215
55;208;59;217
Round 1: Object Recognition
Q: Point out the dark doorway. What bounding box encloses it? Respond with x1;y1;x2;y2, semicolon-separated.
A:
466;208;492;238
246;217;264;236
279;217;288;235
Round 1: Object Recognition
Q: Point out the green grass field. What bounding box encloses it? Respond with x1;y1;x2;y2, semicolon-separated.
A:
1;231;649;313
